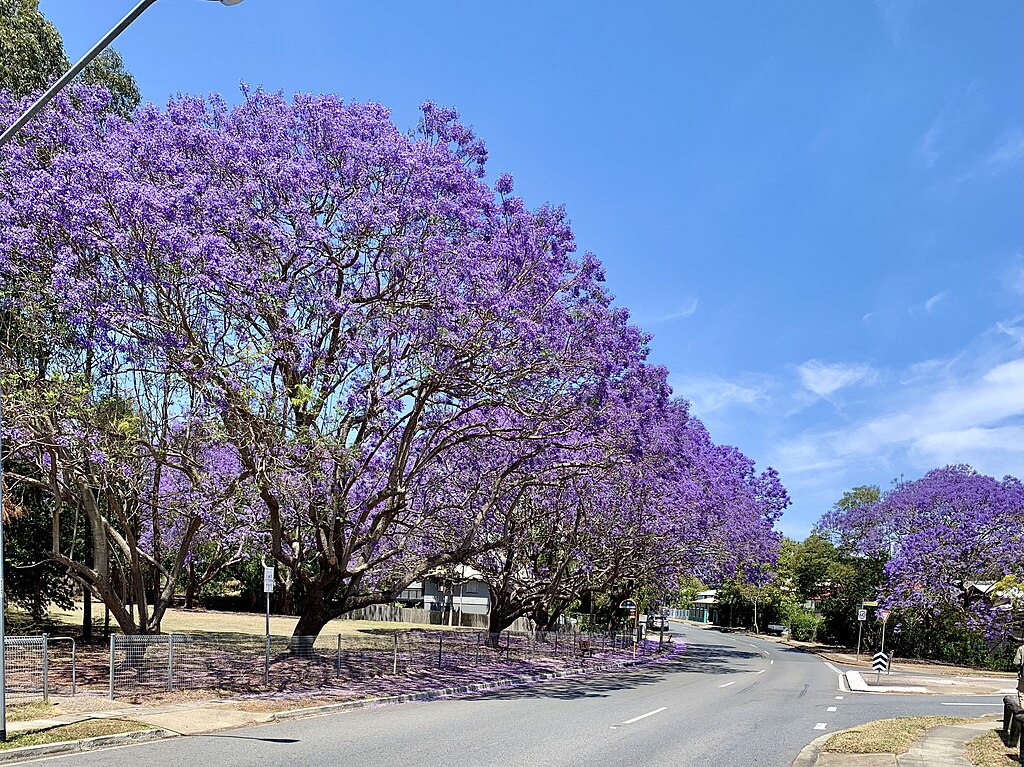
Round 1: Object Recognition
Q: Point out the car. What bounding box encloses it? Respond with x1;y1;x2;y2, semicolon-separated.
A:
646;613;668;631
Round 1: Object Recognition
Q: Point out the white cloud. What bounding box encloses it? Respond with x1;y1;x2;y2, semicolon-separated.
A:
641;297;699;325
670;373;770;413
919;82;985;168
777;357;1024;478
875;0;916;44
986;130;1024;167
924;291;948;313
797;360;878;398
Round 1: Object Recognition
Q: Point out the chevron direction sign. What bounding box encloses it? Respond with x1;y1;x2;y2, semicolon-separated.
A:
872;651;890;672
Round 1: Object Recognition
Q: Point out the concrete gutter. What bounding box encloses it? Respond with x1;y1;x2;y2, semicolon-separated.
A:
0;728;169;764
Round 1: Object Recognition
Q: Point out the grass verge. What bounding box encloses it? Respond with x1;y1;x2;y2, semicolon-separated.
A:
0;720;152;750
823;716;973;754
965;728;1022;766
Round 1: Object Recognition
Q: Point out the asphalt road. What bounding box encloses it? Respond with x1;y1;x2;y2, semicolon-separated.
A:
23;622;1008;767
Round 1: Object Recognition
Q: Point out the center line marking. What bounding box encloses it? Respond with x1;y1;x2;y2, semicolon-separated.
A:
826;707;837;712
622;707;667;725
835;696;844;700
770;660;774;665
718;681;736;688
814;723;827;730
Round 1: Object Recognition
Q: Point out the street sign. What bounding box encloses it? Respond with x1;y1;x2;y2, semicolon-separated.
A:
263;565;275;593
862;601;879;607
618;599;637;610
877;608;891;623
857;609;868;622
872;651;890;672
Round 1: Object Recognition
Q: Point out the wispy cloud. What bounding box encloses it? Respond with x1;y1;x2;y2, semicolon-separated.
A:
924;291;948;313
956;129;1024;183
797;360;878;398
640;297;699;325
670;373;770;414
919;82;985;168
777;356;1024;480
875;0;917;44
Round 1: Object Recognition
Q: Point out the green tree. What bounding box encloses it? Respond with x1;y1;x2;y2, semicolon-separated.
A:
0;0;139;116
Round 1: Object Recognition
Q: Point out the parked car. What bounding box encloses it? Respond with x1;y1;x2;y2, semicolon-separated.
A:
646;613;668;631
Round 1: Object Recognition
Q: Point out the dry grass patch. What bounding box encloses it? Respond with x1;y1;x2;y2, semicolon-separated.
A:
45;604;457;638
965;728;1022;766
824;716;974;754
0;720;151;750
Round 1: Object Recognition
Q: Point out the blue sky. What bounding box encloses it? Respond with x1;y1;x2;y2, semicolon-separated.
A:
39;0;1023;539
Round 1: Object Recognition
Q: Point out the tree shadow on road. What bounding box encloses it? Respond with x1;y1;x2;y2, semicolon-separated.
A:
450;638;764;702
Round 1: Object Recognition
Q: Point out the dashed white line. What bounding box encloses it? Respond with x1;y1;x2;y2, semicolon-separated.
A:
755;669;765;674
813;723;827;730
622;707;668;724
770;660;774;665
835;696;844;700
826;707;837;712
718;681;736;688
939;702;1002;707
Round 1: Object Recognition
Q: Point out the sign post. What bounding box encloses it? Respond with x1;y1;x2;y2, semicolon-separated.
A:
263;564;274;685
856;607;867;659
619;599;638;658
876;608;891;681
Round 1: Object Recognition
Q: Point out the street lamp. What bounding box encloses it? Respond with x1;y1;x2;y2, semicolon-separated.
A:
0;0;245;742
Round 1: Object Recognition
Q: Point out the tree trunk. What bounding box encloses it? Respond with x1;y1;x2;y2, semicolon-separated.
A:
184;562;197;610
82;586;92;640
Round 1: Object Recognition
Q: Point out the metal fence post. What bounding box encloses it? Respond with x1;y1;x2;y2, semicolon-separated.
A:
166;635;175;691
108;635;115;700
392;632;398;674
335;634;341;678
41;634;49;703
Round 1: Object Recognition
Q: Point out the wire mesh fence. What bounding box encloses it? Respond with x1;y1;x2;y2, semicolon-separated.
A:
4;635;78;702
108;628;662;699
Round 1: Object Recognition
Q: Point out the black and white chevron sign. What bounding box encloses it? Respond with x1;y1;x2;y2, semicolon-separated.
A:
872;651;890;672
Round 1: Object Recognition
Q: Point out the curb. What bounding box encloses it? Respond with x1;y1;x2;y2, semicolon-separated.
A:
845;670;928;694
0;728;170;764
790;730;835;767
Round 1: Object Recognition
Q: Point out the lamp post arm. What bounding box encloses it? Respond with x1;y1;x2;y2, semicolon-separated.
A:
0;0;160;150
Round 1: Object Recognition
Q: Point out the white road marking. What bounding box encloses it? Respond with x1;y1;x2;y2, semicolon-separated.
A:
826;707;837;712
823;662;842;675
755;669;765;674
770;660;774;665
814;723;827;730
835;696;844;700
939;703;1002;707
622;707;668;724
763;651;771;656
718;681;736;688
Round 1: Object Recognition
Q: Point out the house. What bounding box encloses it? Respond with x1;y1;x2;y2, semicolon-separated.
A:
398;565;492;621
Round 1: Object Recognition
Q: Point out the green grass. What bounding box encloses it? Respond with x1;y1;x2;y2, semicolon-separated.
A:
965;728;1022;766
824;716;974;754
0;720;152;751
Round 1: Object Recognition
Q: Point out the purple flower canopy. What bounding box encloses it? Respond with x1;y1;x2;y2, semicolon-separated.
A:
821;464;1024;641
0;86;788;637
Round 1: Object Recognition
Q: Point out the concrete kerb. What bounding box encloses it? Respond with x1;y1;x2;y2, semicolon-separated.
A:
846;670;928;694
0;728;170;765
0;645;682;761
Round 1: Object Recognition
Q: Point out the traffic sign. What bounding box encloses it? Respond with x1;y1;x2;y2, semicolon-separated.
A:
862;601;879;607
263;565;275;593
872;651;890;672
877;608;891;623
618;599;637;610
857;609;868;622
